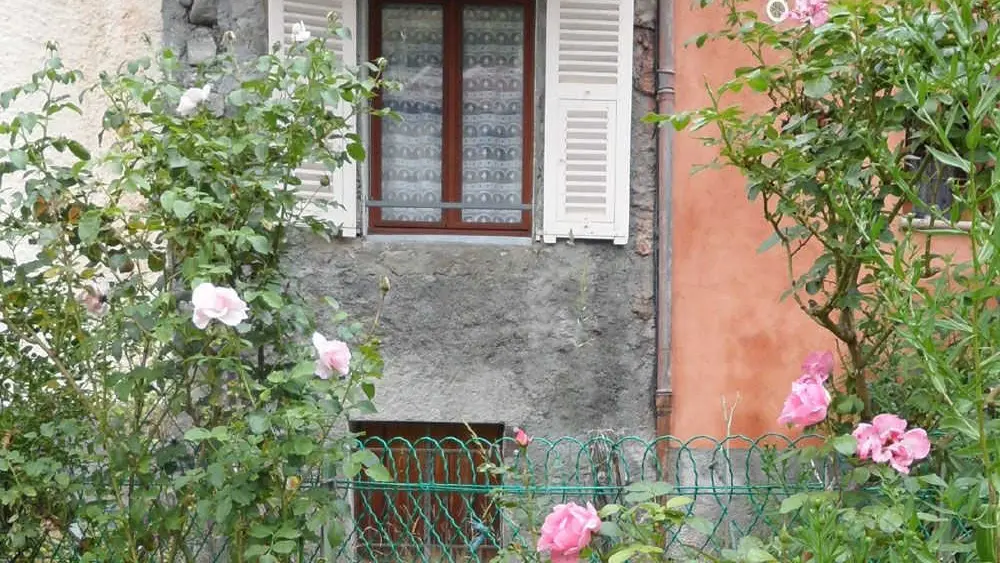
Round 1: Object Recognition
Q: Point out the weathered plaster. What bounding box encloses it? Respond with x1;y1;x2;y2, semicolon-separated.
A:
670;2;976;439
0;0;162;136
670;0;829;438
0;0;162;263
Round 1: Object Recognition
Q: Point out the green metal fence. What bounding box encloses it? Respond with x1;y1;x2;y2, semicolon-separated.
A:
332;433;825;562
32;434;827;562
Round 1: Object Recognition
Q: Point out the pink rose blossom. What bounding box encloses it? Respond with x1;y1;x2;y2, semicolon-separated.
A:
853;423;882;461
191;283;248;329
886;428;930;474
777;380;831;427
789;0;829;26
312;332;351;379
854;413;907;462
537;502;602;563
77;283;109;317
514;428;532;448
800;351;834;384
852;414;930;474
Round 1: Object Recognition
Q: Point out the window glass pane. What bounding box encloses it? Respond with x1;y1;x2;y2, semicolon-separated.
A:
380;4;444;222
460;5;525;224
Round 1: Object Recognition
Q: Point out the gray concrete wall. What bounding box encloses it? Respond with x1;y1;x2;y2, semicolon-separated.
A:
164;0;659;440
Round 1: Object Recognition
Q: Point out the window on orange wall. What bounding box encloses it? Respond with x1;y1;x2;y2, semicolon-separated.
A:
367;0;535;235
349;420;504;561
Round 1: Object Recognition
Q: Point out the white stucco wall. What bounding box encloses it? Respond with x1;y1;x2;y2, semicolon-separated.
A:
0;0;162;144
0;0;162;262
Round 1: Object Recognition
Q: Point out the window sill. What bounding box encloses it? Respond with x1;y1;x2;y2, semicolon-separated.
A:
897;215;981;233
363;234;533;246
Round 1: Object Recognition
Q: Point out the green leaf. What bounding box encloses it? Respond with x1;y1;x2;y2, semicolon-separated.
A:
249;524;273;539
228;89;249;107
159;190;176;211
275;526;301;540
976;526;997;562
917;511;947;523
745;548;778;562
609;544;663;563
598;504;622;518
8;150;27;169
254;143;269;161
878;508;904;533
920;474;947;488
259;554;279;563
925;146;970;172
172;199;195;220
148;252;164;272
346;141;366;162
215;497;232;522
622;481;672;503
803;76;832;98
66;140;90;161
747;73;769;92
183;428;212;442
353;400;377;414
78;210;102;244
271;541;296;555
243;545;269;558
598;521;621;538
831;434;857;456
257;291;282;308
248;235;270;254
355;449;380;468
757;231;781;254
850;466;871;486
247;414;270;435
290;437;314;456
665;496;693;509
779;493;806;514
364;463;393;482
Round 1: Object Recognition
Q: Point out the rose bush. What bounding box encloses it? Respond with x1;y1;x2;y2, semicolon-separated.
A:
650;0;1000;558
0;19;395;562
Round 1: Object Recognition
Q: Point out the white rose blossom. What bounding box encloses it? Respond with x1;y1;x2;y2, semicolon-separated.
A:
291;21;312;42
176;84;212;117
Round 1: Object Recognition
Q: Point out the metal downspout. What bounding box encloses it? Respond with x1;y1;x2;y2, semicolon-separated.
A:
654;0;676;440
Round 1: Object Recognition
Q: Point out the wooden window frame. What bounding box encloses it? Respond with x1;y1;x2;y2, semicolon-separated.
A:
367;0;536;236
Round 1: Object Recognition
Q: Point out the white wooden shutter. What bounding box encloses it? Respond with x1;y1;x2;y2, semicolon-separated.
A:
541;0;633;245
268;0;359;237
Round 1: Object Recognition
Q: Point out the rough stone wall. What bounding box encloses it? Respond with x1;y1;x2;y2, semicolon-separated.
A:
164;0;659;440
163;0;268;64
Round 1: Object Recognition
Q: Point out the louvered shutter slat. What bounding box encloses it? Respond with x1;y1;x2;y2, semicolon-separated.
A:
542;0;633;244
268;0;359;237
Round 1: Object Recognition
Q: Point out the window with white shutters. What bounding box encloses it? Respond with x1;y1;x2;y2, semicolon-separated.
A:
267;0;360;237
267;0;635;243
541;0;633;245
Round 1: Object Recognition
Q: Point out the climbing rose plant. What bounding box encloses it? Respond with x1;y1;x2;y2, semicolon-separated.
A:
0;22;394;562
650;0;1000;558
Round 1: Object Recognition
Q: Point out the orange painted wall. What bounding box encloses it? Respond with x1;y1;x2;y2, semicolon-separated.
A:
668;2;975;439
669;0;826;440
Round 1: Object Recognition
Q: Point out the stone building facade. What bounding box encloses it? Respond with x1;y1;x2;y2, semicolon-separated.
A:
164;0;662;441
